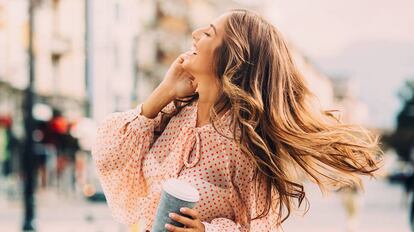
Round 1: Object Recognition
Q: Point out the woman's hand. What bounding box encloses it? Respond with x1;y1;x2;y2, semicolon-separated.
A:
165;207;205;232
141;53;196;119
160;53;198;99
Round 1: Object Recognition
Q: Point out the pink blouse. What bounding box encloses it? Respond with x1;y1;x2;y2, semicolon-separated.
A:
92;100;276;231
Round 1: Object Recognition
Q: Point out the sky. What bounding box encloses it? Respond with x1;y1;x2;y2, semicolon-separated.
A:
265;0;414;129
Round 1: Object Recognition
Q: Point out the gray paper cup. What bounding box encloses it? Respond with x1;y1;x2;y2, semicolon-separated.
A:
151;178;200;232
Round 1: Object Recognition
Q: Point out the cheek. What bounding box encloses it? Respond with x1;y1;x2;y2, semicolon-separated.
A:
197;48;216;70
198;53;213;66
184;53;214;75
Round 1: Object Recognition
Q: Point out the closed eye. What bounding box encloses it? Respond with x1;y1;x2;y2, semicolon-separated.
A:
203;32;211;37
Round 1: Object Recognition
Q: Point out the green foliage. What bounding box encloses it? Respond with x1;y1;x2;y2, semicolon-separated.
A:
389;79;414;162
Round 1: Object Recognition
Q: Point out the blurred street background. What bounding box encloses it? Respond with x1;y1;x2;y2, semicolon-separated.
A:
0;0;413;231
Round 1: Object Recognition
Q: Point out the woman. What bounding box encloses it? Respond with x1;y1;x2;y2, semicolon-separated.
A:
92;9;381;232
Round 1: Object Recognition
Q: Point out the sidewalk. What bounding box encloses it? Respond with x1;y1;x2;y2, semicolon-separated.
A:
0;188;127;232
283;178;411;232
0;178;411;232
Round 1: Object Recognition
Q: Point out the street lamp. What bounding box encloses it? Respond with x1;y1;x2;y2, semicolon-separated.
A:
22;0;39;231
84;0;93;118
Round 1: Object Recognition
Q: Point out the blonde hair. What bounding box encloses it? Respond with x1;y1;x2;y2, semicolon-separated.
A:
159;9;381;227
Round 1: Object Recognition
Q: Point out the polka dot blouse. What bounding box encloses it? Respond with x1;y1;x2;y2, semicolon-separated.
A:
92;100;277;231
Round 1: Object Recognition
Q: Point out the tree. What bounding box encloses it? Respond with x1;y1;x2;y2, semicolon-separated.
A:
385;79;414;231
390;80;414;162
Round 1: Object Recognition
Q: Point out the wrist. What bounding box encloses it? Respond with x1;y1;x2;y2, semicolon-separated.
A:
157;82;177;101
141;85;175;119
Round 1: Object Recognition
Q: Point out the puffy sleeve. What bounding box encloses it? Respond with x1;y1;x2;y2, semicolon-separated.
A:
91;102;174;225
202;145;276;232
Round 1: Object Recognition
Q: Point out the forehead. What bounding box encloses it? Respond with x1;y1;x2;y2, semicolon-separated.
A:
210;13;231;33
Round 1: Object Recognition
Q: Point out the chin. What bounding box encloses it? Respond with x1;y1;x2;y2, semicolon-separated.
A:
183;61;197;74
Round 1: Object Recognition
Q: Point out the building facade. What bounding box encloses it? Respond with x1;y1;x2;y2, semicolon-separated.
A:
0;0;336;124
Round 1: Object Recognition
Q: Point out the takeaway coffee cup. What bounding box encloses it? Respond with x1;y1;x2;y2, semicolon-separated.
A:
151;178;200;232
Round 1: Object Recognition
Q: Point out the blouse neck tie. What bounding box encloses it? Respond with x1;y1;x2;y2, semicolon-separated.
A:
182;126;201;168
161;125;202;179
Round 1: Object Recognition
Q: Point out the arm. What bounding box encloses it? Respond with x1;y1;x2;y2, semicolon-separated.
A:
91;54;197;225
91;87;174;224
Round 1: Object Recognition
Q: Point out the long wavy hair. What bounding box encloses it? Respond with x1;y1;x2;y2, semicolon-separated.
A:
158;9;381;227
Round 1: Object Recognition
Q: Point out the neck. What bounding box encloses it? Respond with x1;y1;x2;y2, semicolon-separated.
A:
196;81;220;127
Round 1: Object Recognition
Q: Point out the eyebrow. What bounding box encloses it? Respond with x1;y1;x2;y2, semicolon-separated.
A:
210;24;217;35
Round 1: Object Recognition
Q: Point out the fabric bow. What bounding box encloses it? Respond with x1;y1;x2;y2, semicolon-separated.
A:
161;126;201;179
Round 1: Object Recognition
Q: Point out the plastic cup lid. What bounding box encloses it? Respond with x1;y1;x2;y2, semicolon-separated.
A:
162;178;200;203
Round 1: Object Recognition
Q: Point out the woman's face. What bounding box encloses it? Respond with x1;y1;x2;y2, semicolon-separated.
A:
182;13;229;83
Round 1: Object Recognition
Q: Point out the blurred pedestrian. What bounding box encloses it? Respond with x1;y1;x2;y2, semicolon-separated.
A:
64;122;80;194
0;116;19;175
0;115;20;198
44;108;74;195
403;168;414;232
338;186;361;232
92;9;382;232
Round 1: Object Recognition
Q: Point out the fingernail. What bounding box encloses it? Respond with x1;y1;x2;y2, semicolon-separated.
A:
180;207;186;212
165;224;171;229
169;213;174;218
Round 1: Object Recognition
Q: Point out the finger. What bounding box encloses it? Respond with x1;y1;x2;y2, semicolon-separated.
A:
186;79;194;88
178;56;184;64
191;80;198;90
174;54;187;65
169;212;196;228
178;53;191;63
165;223;192;232
187;74;195;81
176;56;185;65
180;207;200;220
